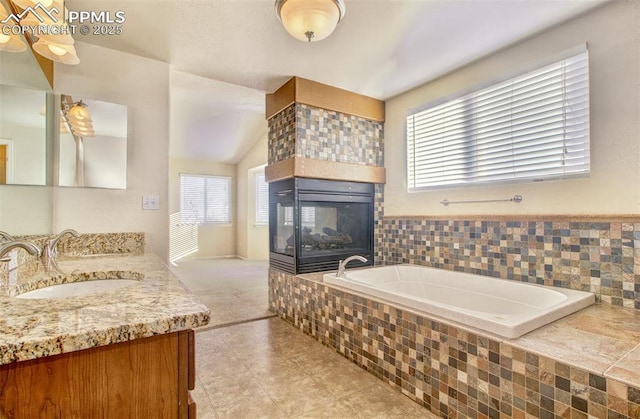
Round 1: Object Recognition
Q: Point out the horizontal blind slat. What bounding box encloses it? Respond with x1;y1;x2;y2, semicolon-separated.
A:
407;49;590;190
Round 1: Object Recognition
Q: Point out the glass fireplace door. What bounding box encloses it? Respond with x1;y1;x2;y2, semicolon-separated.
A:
269;178;374;274
298;201;370;258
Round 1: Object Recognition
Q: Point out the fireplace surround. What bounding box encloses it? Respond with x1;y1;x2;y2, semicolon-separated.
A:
269;177;374;274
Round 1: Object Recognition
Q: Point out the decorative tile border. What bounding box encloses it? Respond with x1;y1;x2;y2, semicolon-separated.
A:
268;268;640;419
378;218;640;309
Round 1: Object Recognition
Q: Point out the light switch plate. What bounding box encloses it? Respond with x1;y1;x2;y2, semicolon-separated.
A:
142;195;160;210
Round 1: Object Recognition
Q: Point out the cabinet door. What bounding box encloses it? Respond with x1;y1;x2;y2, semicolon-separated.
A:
0;332;184;418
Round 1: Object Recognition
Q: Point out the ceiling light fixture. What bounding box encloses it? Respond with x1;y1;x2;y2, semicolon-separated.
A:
0;0;80;64
0;3;27;52
32;38;80;64
275;0;346;43
10;0;62;8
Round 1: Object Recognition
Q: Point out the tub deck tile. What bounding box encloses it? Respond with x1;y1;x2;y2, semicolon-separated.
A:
605;344;640;388
510;305;640;376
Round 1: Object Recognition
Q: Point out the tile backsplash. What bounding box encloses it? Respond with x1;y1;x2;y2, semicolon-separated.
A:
378;217;640;309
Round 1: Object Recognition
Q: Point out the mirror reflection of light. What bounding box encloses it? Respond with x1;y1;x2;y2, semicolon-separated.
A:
68;103;90;120
47;43;68;56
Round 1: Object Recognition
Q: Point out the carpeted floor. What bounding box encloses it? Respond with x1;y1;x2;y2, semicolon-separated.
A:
170;257;273;328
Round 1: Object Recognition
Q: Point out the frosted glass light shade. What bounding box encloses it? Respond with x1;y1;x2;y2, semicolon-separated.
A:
0;32;27;52
276;0;345;42
20;16;75;45
67;117;92;127
32;39;80;64
10;0;63;10
0;4;27;52
67;102;91;121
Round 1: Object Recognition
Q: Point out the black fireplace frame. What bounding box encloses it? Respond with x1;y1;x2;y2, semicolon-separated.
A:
269;178;374;274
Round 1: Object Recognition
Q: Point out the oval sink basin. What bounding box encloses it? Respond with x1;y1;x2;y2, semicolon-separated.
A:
16;279;139;299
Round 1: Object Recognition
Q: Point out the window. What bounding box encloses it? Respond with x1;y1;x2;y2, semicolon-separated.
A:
180;174;231;224
282;206;315;228
407;49;590;191
255;172;269;225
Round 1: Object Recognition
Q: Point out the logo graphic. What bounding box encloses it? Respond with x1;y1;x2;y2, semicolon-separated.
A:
0;3;59;24
1;2;125;38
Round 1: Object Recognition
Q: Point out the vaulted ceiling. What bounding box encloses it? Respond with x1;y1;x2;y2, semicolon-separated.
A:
67;0;608;163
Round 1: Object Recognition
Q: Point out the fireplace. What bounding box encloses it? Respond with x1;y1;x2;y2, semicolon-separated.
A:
269;178;374;274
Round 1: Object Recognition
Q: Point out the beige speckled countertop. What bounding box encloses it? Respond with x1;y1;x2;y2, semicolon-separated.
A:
300;272;640;389
0;253;210;365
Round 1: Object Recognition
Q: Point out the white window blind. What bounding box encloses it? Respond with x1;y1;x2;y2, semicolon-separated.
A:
407;50;590;191
300;205;316;229
255;172;269;225
180;174;230;224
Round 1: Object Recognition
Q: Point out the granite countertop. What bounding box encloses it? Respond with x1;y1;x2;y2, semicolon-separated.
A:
299;271;640;389
0;253;210;365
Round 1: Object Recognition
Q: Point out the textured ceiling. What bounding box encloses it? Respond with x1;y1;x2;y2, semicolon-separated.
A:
65;0;608;163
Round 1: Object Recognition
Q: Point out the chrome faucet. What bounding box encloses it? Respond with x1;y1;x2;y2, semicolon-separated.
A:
43;229;79;274
0;231;15;242
336;255;368;277
0;241;42;263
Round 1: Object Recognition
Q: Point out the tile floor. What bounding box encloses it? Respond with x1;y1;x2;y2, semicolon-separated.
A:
173;258;437;418
192;318;437;418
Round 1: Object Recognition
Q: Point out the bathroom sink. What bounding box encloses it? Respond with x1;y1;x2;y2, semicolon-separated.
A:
16;279;139;299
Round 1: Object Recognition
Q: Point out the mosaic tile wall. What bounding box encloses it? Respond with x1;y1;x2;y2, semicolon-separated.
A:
378;218;640;309
268;104;297;164
269;268;640;419
296;104;384;166
267;103;384;167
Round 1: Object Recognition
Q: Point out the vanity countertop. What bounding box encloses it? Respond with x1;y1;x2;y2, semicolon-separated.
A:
0;253;210;365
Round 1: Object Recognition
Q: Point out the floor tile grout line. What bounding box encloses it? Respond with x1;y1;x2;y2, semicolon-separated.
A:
195;313;277;332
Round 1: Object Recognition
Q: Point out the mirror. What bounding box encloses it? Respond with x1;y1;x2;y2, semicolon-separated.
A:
0;84;48;186
58;96;127;189
0;24;53;236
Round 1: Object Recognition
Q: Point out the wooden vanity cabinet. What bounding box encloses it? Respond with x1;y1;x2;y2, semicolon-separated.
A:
0;330;196;418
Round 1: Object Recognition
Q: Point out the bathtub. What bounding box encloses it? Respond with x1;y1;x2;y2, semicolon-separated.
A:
322;264;595;339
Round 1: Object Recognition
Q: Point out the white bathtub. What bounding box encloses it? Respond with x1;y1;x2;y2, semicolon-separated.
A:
322;264;595;339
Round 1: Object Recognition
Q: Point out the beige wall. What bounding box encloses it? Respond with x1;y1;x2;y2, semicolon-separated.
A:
0;186;52;235
169;158;236;258
236;131;269;260
384;1;640;217
53;41;171;260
